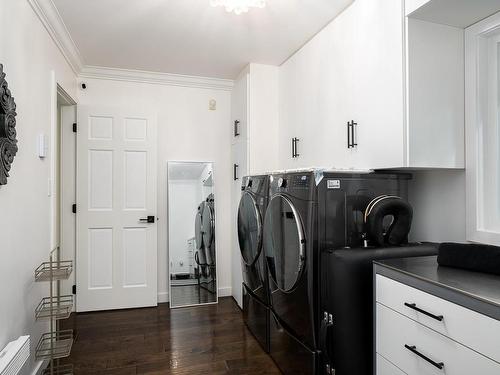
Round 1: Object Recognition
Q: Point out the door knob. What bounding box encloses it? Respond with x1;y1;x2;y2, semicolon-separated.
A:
139;216;155;223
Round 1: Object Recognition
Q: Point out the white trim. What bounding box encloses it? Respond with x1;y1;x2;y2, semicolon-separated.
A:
27;0;234;90
31;360;48;375
80;66;234;91
465;11;500;245
27;0;84;74
57;83;77;106
157;291;169;304
218;287;232;297
49;71;57;250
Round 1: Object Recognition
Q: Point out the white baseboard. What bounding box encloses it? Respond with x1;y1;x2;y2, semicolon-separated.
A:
158;287;232;303
157;291;169;304
218;287;232;297
31;359;48;375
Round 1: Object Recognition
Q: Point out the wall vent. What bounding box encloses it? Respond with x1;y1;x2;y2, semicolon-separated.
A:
0;336;30;375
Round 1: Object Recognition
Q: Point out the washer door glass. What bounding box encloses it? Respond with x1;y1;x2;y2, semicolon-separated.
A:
202;204;215;247
263;195;305;292
238;192;262;265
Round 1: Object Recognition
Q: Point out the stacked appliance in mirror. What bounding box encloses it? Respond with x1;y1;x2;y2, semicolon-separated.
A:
256;170;437;375
237;175;271;352
194;194;217;294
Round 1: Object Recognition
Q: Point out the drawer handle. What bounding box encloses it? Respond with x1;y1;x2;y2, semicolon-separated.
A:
404;303;444;322
405;344;444;370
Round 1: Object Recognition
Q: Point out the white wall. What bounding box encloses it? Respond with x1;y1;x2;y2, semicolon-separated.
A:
168;179;200;275
408;170;467;243
0;0;77;371
77;78;232;302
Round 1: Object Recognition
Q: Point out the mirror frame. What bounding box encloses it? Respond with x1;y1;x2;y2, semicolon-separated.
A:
167;160;219;308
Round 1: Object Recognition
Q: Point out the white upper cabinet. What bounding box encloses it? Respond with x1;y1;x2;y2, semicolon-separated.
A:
231;71;249;145
348;0;406;169
230;64;279;306
278;0;466;170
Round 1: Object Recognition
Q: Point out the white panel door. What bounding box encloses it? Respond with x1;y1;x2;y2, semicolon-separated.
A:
76;107;158;312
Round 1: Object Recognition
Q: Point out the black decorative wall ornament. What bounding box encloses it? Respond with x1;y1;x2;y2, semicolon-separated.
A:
0;64;18;185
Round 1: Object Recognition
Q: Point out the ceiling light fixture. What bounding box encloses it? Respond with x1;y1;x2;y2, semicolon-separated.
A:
210;0;267;15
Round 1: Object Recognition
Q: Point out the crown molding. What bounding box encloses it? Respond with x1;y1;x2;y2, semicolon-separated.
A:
80;66;234;91
28;0;234;91
28;0;84;74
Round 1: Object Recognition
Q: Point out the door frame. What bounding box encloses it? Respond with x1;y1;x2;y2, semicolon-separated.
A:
50;71;77;250
166;160;220;308
465;12;500;245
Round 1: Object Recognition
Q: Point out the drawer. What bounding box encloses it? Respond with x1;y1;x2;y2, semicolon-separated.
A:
377;354;407;375
376;274;500;363
377;303;500;375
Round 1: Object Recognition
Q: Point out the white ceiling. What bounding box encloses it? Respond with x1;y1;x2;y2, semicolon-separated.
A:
52;0;353;79
169;162;211;180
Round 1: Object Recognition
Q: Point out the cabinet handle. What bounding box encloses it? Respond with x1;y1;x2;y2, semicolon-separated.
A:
291;137;300;158
347;120;358;148
234;164;239;181
404;303;444;321
404;345;444;370
234;120;240;137
347;121;351;148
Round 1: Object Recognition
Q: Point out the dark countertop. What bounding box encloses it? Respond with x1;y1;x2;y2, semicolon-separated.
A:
374;256;500;321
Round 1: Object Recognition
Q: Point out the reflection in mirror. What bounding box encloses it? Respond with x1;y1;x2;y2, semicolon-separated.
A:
168;161;217;308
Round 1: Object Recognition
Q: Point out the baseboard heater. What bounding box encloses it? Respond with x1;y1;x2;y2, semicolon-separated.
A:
0;336;30;375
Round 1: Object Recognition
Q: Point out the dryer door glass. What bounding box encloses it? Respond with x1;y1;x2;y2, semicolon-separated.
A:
263;195;305;292
238;192;262;265
202;200;215;265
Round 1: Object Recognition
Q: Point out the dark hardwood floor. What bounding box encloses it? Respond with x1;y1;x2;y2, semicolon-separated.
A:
60;297;281;374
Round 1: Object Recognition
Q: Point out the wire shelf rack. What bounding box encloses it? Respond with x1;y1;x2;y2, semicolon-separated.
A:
35;330;74;360
35;260;73;282
35;295;74;321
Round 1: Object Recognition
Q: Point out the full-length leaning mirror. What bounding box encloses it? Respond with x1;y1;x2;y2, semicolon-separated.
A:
168;161;217;308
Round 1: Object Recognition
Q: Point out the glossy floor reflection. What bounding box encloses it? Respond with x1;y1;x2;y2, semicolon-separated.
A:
60;297;280;374
170;284;216;307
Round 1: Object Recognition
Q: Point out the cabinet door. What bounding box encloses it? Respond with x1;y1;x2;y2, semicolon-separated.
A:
279;60;301;169
279;23;352;170
318;4;356;170
231;73;249;145
348;0;405;169
230;140;248;307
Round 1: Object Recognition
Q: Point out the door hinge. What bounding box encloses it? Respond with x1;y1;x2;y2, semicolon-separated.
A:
72;285;76;294
72;204;77;214
73;123;77;133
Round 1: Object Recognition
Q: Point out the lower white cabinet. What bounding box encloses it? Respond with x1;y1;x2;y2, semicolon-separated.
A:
377;303;500;374
376;276;500;375
377;354;406;375
376;275;500;363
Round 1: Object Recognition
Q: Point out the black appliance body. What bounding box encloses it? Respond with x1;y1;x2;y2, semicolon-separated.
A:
320;244;437;375
238;175;270;352
202;194;216;294
194;201;208;278
263;170;413;375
